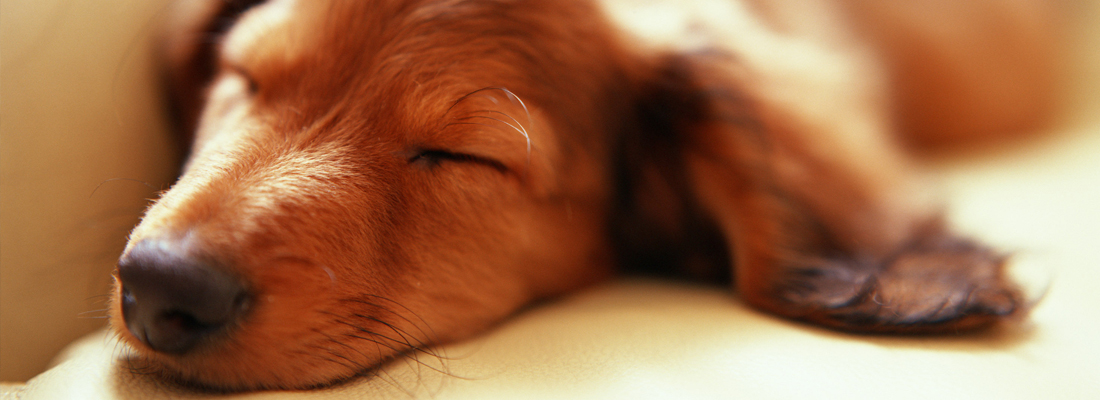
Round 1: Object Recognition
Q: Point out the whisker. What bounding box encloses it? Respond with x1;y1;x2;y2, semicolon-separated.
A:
89;178;158;199
496;87;535;160
457;114;527;140
322;311;450;365
442;87;536;171
361;315;438;356
444;86;508;115
468;109;531;160
326;320;424;374
322;307;460;379
370;317;459;381
339;326;454;376
359;315;430;375
304;342;361;372
374;367;418;398
440;121;501;132
341;295;444;345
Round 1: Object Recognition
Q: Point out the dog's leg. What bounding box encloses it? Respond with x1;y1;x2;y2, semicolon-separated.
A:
680;49;1026;333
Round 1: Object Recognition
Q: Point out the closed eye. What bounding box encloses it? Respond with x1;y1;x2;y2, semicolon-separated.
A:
226;64;259;95
409;149;509;173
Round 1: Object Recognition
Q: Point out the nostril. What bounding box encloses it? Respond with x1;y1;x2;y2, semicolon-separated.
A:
118;240;250;354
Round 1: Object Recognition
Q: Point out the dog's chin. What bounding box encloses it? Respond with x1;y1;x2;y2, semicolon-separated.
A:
122;359;332;392
116;334;364;392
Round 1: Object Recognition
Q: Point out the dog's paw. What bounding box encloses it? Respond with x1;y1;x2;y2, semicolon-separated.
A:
774;235;1028;333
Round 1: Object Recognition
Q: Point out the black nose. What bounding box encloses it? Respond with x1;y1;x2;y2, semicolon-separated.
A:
117;240;250;354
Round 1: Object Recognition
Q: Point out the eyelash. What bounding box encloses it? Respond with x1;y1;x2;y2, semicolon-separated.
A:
409;149;508;173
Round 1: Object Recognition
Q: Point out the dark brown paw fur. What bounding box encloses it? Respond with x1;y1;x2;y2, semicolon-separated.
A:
774;235;1026;333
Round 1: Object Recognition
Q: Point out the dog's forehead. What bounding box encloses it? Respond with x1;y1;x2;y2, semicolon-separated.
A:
208;0;620;172
220;0;312;72
216;1;542;141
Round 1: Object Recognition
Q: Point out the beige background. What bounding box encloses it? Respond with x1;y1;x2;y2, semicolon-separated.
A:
2;0;1099;398
1;0;177;381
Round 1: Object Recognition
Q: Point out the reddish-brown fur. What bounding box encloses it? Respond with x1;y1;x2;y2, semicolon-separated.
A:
110;0;1061;391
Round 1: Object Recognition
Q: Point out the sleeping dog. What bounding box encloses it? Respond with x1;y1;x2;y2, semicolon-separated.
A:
111;0;1060;390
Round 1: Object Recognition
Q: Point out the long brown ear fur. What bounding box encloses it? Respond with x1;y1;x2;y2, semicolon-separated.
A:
609;55;732;283
605;0;1060;333
661;50;1027;333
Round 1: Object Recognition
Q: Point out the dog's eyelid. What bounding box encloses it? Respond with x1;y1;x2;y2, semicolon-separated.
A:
408;148;509;173
225;64;259;94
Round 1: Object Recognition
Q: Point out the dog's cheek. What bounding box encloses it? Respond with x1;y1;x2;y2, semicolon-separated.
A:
209;265;369;388
330;170;520;340
387;166;613;338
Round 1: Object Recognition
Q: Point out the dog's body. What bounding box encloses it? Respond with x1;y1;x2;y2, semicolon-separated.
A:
110;0;1061;390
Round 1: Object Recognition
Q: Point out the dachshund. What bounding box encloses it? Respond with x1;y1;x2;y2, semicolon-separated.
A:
110;0;1061;391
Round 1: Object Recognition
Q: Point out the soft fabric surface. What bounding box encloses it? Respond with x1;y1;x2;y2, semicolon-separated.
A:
9;123;1100;399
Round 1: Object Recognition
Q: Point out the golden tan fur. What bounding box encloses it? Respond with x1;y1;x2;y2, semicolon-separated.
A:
110;0;1061;390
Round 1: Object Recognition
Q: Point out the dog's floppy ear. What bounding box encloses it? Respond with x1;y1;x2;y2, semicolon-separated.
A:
657;51;1027;333
159;0;268;146
609;54;735;283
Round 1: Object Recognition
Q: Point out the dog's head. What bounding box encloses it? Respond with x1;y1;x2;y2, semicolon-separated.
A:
111;0;708;390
